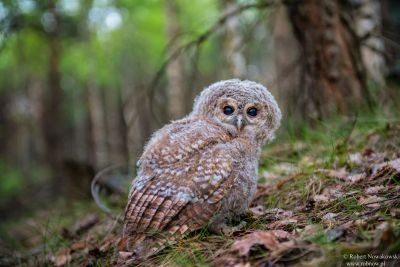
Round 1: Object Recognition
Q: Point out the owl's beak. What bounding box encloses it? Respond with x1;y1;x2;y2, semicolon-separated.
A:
234;115;247;131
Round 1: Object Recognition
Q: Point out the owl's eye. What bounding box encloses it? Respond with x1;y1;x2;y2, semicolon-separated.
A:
247;107;258;117
223;106;234;115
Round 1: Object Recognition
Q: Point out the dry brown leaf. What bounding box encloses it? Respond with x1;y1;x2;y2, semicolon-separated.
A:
233;263;251;267
270;229;293;239
212;254;243;267
364;185;385;195
358;195;385;208
349;153;363;165
322;213;337;221
100;235;120;252
70;240;89;251
318;168;367;184
313;194;330;202
52;248;71;267
249;205;265;216
269;208;294;218
268;218;298;229
117;236;129;251
232;231;280;256
71;214;99;236
313;185;344;203
347;173;366;183
118;251;134;260
371;158;400;176
318;168;348;180
269;240;298;258
355;219;367;227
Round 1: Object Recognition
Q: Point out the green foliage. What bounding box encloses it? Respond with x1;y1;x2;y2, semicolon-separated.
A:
0;161;23;201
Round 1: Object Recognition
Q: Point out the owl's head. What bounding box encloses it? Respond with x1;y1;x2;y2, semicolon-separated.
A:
191;79;281;145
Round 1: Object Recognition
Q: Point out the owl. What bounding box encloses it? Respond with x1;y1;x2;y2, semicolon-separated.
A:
119;79;281;264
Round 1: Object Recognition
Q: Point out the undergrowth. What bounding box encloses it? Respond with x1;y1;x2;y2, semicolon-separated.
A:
1;111;400;267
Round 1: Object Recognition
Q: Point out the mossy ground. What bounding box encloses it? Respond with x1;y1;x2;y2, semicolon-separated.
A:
1;113;400;267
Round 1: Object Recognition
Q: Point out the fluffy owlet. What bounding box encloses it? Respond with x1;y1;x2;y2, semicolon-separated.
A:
119;79;281;264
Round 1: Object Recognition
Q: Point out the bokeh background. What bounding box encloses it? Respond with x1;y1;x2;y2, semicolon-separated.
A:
0;0;399;242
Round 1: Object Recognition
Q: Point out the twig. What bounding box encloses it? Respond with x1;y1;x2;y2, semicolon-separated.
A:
125;0;279;127
148;0;278;92
91;163;127;217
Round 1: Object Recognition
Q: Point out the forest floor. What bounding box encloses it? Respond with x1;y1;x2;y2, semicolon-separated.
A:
1;114;400;267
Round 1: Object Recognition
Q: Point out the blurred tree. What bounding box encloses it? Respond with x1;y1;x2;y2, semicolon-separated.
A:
221;0;246;78
41;0;66;193
165;0;186;119
381;0;400;79
286;0;372;120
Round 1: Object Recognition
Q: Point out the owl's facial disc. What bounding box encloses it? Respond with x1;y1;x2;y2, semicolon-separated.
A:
218;98;255;132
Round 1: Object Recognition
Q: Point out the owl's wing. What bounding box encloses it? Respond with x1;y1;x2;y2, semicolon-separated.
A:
121;118;241;261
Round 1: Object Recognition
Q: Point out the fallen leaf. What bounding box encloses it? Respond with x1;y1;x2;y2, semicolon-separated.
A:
340;220;354;229
347;173;366;183
358;195;385;208
118;251;134;260
52;248;71;267
364;185;385;195
371;158;400;176
70;240;88;251
355;219;367;227
313;194;330;202
322;213;337;221
376;222;389;231
71;214;99;236
318;168;348;180
313;186;344;202
232;231;280;256
249;205;265;216
270;229;293;239
100;235;120;252
117;236;129;251
268;208;294;218
268;218;298;229
349;153;363;165
212;254;243;267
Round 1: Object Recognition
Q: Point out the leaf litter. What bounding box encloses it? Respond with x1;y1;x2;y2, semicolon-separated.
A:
5;123;400;266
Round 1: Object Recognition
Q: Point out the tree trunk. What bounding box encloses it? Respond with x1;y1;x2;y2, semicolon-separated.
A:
221;0;246;79
87;84;108;169
40;0;67;194
165;0;186;120
287;0;370;120
355;0;386;85
104;87;129;165
272;4;301;117
123;81;153;169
